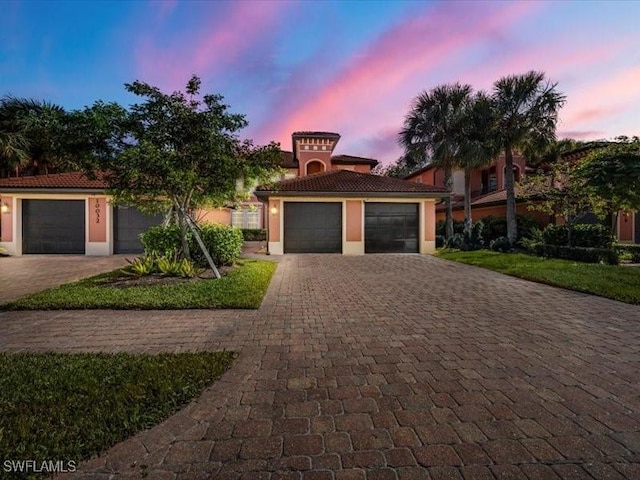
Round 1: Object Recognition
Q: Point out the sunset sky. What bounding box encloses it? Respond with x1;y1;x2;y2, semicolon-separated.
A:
1;0;639;165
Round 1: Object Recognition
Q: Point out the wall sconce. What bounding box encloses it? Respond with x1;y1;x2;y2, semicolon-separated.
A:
270;206;278;215
0;202;9;214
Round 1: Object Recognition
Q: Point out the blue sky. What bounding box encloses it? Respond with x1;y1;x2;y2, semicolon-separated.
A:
1;0;639;164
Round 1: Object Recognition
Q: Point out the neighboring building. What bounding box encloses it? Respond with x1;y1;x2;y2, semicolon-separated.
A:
404;147;639;244
0;131;450;255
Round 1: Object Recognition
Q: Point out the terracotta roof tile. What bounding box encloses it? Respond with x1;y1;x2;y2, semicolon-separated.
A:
292;131;341;139
0;172;107;190
256;170;448;195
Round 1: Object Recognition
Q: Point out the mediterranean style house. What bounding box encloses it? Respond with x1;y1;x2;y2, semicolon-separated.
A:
403;146;639;244
0;131;449;256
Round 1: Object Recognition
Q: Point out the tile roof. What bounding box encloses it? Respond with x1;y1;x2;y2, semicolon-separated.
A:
256;170;449;195
279;151;297;168
331;155;379;166
0;172;107;190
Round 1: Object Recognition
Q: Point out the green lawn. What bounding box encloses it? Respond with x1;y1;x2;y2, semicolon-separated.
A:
437;249;640;304
0;352;235;475
1;259;277;310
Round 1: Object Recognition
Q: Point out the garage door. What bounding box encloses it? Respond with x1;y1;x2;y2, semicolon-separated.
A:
365;203;418;253
114;207;163;254
284;202;342;253
23;199;85;254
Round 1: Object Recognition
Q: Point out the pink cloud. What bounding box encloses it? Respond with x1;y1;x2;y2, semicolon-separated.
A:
134;1;290;92
557;130;606;140
252;1;542;152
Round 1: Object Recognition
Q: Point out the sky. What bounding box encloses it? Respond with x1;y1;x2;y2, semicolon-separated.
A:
1;0;639;166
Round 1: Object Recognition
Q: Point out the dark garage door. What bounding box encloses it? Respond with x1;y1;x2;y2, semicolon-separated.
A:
365;203;418;253
23;199;85;254
284;202;342;253
114;207;163;254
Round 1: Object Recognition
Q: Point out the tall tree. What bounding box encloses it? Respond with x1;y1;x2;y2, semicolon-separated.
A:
575;136;640;234
399;83;472;239
0;96;68;176
81;76;281;259
458;91;500;228
492;71;565;245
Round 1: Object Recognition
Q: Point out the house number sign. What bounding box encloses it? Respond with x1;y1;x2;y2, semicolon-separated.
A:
89;197;107;242
94;198;102;224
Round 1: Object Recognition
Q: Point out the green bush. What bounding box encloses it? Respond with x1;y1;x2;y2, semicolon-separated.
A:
519;227;544;253
534;244;619;265
489;236;511;253
436;219;465;237
141;223;243;266
616;244;640;263
241;229;267;241
542;224;613;248
140;224;183;256
444;233;465;250
435;235;445;249
481;215;539;245
191;223;243;267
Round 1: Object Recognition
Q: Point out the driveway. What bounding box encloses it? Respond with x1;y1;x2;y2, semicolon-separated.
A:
0;255;129;303
2;255;640;479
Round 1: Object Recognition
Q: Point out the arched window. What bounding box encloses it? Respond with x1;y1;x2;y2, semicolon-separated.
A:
306;160;325;175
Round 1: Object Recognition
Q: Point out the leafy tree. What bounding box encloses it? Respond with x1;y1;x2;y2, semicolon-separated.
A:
373;155;421;178
492;71;566;245
458;91;500;228
400;83;472;239
520;150;593;245
82;75;281;259
575;136;640;234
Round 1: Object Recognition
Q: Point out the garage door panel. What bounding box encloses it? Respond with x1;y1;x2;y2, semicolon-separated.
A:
114;207;163;254
23;200;85;254
284;203;342;253
365;203;418;254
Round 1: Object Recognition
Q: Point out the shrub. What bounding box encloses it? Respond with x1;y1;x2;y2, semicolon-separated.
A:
616;244;640;263
241;229;267;241
191;223;243;267
123;255;157;276
436;219;465;237
480;215;539;245
444;233;465;250
140;225;183;256
489;236;511;253
462;222;484;251
542;223;613;248
435;235;445;249
141;223;243;266
534;244;619;265
519;227;544;253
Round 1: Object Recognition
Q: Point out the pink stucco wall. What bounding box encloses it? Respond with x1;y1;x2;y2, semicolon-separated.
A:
0;196;12;242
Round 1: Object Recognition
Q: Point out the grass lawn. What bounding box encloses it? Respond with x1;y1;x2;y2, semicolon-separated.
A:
1;259;277;310
0;351;234;473
437;249;640;304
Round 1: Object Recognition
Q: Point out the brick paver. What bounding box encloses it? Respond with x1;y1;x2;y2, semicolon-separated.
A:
2;254;640;479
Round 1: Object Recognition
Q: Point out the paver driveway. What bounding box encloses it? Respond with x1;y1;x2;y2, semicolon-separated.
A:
2;254;640;479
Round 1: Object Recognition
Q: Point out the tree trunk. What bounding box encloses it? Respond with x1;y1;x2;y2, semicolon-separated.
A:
444;162;454;239
176;200;191;259
611;209;619;240
464;166;472;230
504;143;518;246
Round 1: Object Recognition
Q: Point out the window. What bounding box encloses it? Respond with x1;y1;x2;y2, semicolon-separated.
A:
232;207;261;229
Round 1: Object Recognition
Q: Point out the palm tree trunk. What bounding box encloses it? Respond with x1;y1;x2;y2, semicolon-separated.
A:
464;166;472;229
444;162;454;239
504;143;518;245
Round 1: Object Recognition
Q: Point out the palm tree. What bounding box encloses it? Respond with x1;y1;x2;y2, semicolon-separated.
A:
492;71;566;245
0;96;67;175
458;91;500;228
0;131;30;176
399;83;472;239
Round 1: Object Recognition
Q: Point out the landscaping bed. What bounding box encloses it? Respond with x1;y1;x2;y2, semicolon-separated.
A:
1;259;276;310
0;351;235;475
437;249;640;304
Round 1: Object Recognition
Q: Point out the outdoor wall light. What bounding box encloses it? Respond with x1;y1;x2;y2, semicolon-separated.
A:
0;202;9;214
270;206;278;215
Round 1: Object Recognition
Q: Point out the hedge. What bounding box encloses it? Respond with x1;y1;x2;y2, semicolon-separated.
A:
140;223;243;266
533;243;619;265
241;229;267;241
542;224;613;248
616;244;640;263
